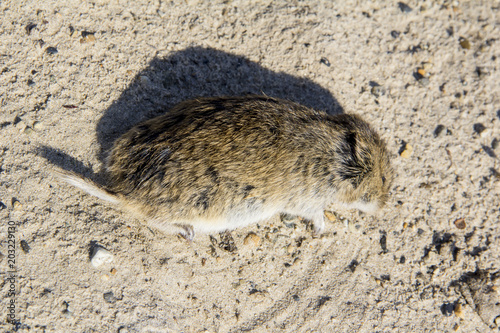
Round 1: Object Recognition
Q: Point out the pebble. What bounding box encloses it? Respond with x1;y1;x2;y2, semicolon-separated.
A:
413;68;424;81
80;34;96;44
418;77;429;86
475;67;489;78
483;145;497;158
218;232;237;252
90;247;114;268
459;37;471;50
473;123;486;135
103;291;117;303
20;240;30;253
400;143;413;158
33;121;44;130
495;315;500;326
139;75;152;87
110;268;117;275
480;129;490;138
433;124;445;138
397;2;413;13
492;138;498;150
243;232;261;247
12;198;22;210
293;258;302;266
320;57;331;67
371;85;386;98
407;45;422;54
379;232;388;253
45;47;58;55
390;30;400;38
286;244;294;254
453;303;464;318
440;302;455;316
348;260;359;273
324;211;336;222
453;218;466;229
413;68;429;85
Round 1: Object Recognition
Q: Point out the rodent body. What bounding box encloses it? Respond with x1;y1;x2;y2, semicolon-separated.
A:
58;95;393;240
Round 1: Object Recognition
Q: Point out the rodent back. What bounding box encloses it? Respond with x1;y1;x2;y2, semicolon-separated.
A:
105;96;392;217
107;95;328;188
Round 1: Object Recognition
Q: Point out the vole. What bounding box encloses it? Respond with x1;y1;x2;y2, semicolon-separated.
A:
56;95;394;240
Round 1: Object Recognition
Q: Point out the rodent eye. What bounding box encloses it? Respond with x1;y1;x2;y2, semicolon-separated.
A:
382;176;386;184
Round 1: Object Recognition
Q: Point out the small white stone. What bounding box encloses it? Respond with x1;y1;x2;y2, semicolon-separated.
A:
90;247;114;268
480;128;491;138
139;75;151;87
33;121;44;130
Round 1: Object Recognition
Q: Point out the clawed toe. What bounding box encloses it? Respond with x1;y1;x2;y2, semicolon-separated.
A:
312;217;325;237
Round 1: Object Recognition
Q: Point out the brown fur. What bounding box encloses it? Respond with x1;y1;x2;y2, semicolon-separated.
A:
59;95;394;239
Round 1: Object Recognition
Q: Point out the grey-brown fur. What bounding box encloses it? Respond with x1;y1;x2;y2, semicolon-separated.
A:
58;95;394;240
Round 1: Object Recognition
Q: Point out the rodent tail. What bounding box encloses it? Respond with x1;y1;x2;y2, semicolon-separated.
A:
53;169;121;205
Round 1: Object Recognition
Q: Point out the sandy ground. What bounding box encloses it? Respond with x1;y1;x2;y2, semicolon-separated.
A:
1;0;499;332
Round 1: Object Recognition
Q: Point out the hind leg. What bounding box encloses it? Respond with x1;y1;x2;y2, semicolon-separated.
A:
148;219;196;241
282;209;326;236
174;224;195;242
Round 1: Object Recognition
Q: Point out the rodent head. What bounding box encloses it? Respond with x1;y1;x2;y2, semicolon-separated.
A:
331;115;394;213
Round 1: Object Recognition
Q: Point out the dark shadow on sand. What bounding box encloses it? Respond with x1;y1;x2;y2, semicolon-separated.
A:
41;46;343;177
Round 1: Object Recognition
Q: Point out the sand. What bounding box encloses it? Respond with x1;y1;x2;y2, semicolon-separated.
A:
1;0;499;332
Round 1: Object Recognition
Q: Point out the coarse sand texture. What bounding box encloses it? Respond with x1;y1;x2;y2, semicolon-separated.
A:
0;1;499;332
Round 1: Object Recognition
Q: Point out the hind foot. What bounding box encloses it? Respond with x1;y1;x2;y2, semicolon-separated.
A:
175;224;195;242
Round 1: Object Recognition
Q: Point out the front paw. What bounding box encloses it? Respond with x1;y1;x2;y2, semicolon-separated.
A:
312;217;325;236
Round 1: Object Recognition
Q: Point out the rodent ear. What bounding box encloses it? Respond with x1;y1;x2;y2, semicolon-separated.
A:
336;131;371;189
